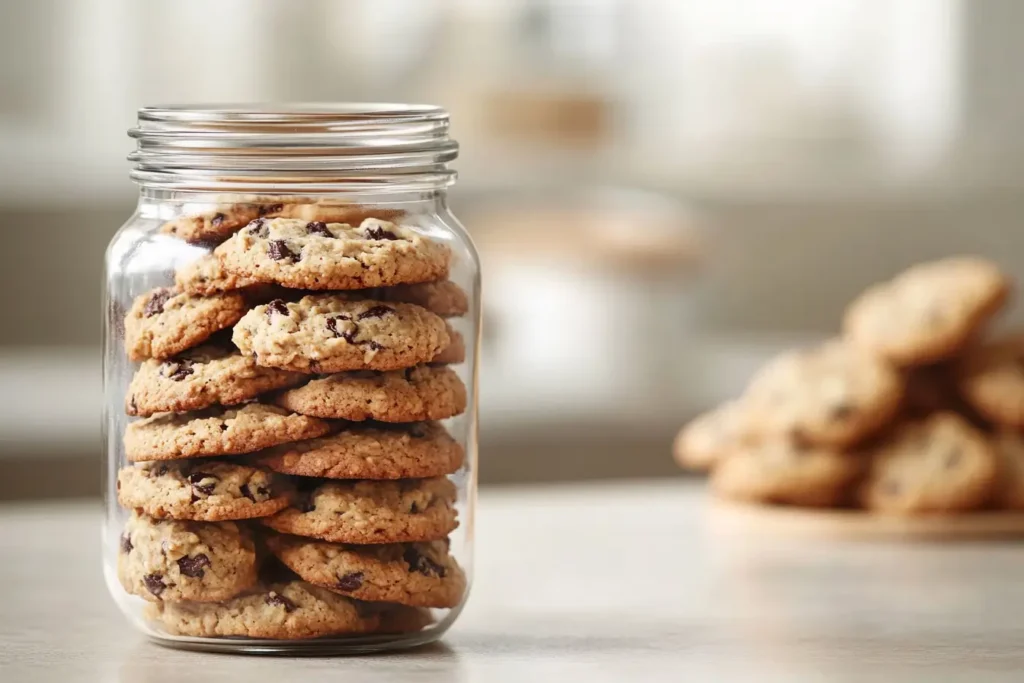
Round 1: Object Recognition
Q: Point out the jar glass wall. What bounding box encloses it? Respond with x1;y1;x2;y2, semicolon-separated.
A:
102;105;478;654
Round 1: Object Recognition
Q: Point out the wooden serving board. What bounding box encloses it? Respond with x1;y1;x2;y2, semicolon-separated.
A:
708;497;1024;540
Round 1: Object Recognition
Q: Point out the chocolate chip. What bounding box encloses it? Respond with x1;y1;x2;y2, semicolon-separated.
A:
177;553;211;578
267;240;297;261
164;360;194;381
143;574;166;596
266;299;289;319
364;225;399;240
120;533;133;554
210;213;226;227
409;501;420;514
265;591;297;612
306;221;332;237
187;472;216;497
143;289;174;317
220;423;229;431
367;340;384;351
240;483;255;502
327;316;359;343
247;218;268;237
259;203;284;216
336;572;364;592
357;305;395;321
403;547;446;577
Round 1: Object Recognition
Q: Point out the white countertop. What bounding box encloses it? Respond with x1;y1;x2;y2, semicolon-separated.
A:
3;480;1024;681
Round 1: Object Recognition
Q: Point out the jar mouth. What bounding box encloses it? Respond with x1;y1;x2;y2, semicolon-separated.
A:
128;103;458;194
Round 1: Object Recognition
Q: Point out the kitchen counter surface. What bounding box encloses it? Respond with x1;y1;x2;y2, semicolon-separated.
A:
3;480;1024;682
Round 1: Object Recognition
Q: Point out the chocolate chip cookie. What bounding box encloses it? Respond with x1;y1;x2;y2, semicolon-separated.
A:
991;431;1024;509
744;340;904;447
117;460;290;521
267;535;465;608
711;438;863;507
844;257;1011;366
372;280;469;319
147;581;378;639
160;201;286;244
124;403;331;462
214;217;450;290
275;200;405;226
673;401;754;472
261;477;458;544
117;512;257;602
858;412;997;513
958;333;1024;427
125;287;248;361
232;296;449;373
255;422;464;480
126;344;305;416
275;365;467;422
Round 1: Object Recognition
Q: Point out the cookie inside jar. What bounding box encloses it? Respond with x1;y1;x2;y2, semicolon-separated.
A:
104;104;476;652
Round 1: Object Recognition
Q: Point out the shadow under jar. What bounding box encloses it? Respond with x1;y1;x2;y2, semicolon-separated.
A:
102;104;479;654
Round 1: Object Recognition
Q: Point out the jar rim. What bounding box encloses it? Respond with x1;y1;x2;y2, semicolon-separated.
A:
128;103;458;194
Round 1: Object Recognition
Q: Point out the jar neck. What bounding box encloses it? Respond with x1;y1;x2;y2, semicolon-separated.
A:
136;188;450;213
128;104;459;196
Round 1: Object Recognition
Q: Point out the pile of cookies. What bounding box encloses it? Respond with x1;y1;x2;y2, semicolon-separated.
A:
674;256;1024;515
114;198;470;640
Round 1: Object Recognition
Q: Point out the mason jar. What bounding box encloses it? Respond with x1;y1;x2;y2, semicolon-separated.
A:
102;104;478;654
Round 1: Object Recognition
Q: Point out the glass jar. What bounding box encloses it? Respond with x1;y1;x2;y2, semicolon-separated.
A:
102;104;478;654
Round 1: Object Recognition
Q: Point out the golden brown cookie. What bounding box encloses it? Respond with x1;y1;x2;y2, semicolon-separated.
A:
672;401;754;472
255;422;464;480
261;477;458;544
232;296;450;373
958;333;1024;427
126;344;304;416
843;257;1010;366
858;413;997;514
124;287;248;361
710;438;863;507
123;404;331;462
275;366;467;422
116;460;290;521
745;340;904;447
267;534;466;608
990;431;1024;509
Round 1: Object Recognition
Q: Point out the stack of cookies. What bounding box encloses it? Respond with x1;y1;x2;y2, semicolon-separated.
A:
674;256;1024;516
114;198;470;640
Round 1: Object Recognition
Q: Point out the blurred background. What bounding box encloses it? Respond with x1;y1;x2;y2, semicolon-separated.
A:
4;0;1024;499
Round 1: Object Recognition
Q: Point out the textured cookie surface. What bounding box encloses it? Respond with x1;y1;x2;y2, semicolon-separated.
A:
843;257;1010;366
126;344;304;416
267;535;465;607
858;412;996;514
117;513;257;602
117;460;290;521
673;401;753;472
124;403;331;462
160;201;286;244
262;477;458;544
125;288;248;361
255;422;464;480
958;334;1024;427
215;217;450;290
147;581;378;640
991;431;1024;509
175;253;261;295
276;365;466;422
233;296;449;373
711;439;863;507
745;341;904;447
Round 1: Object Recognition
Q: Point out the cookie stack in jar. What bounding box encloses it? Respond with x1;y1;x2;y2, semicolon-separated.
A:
674;256;1024;516
114;198;470;640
